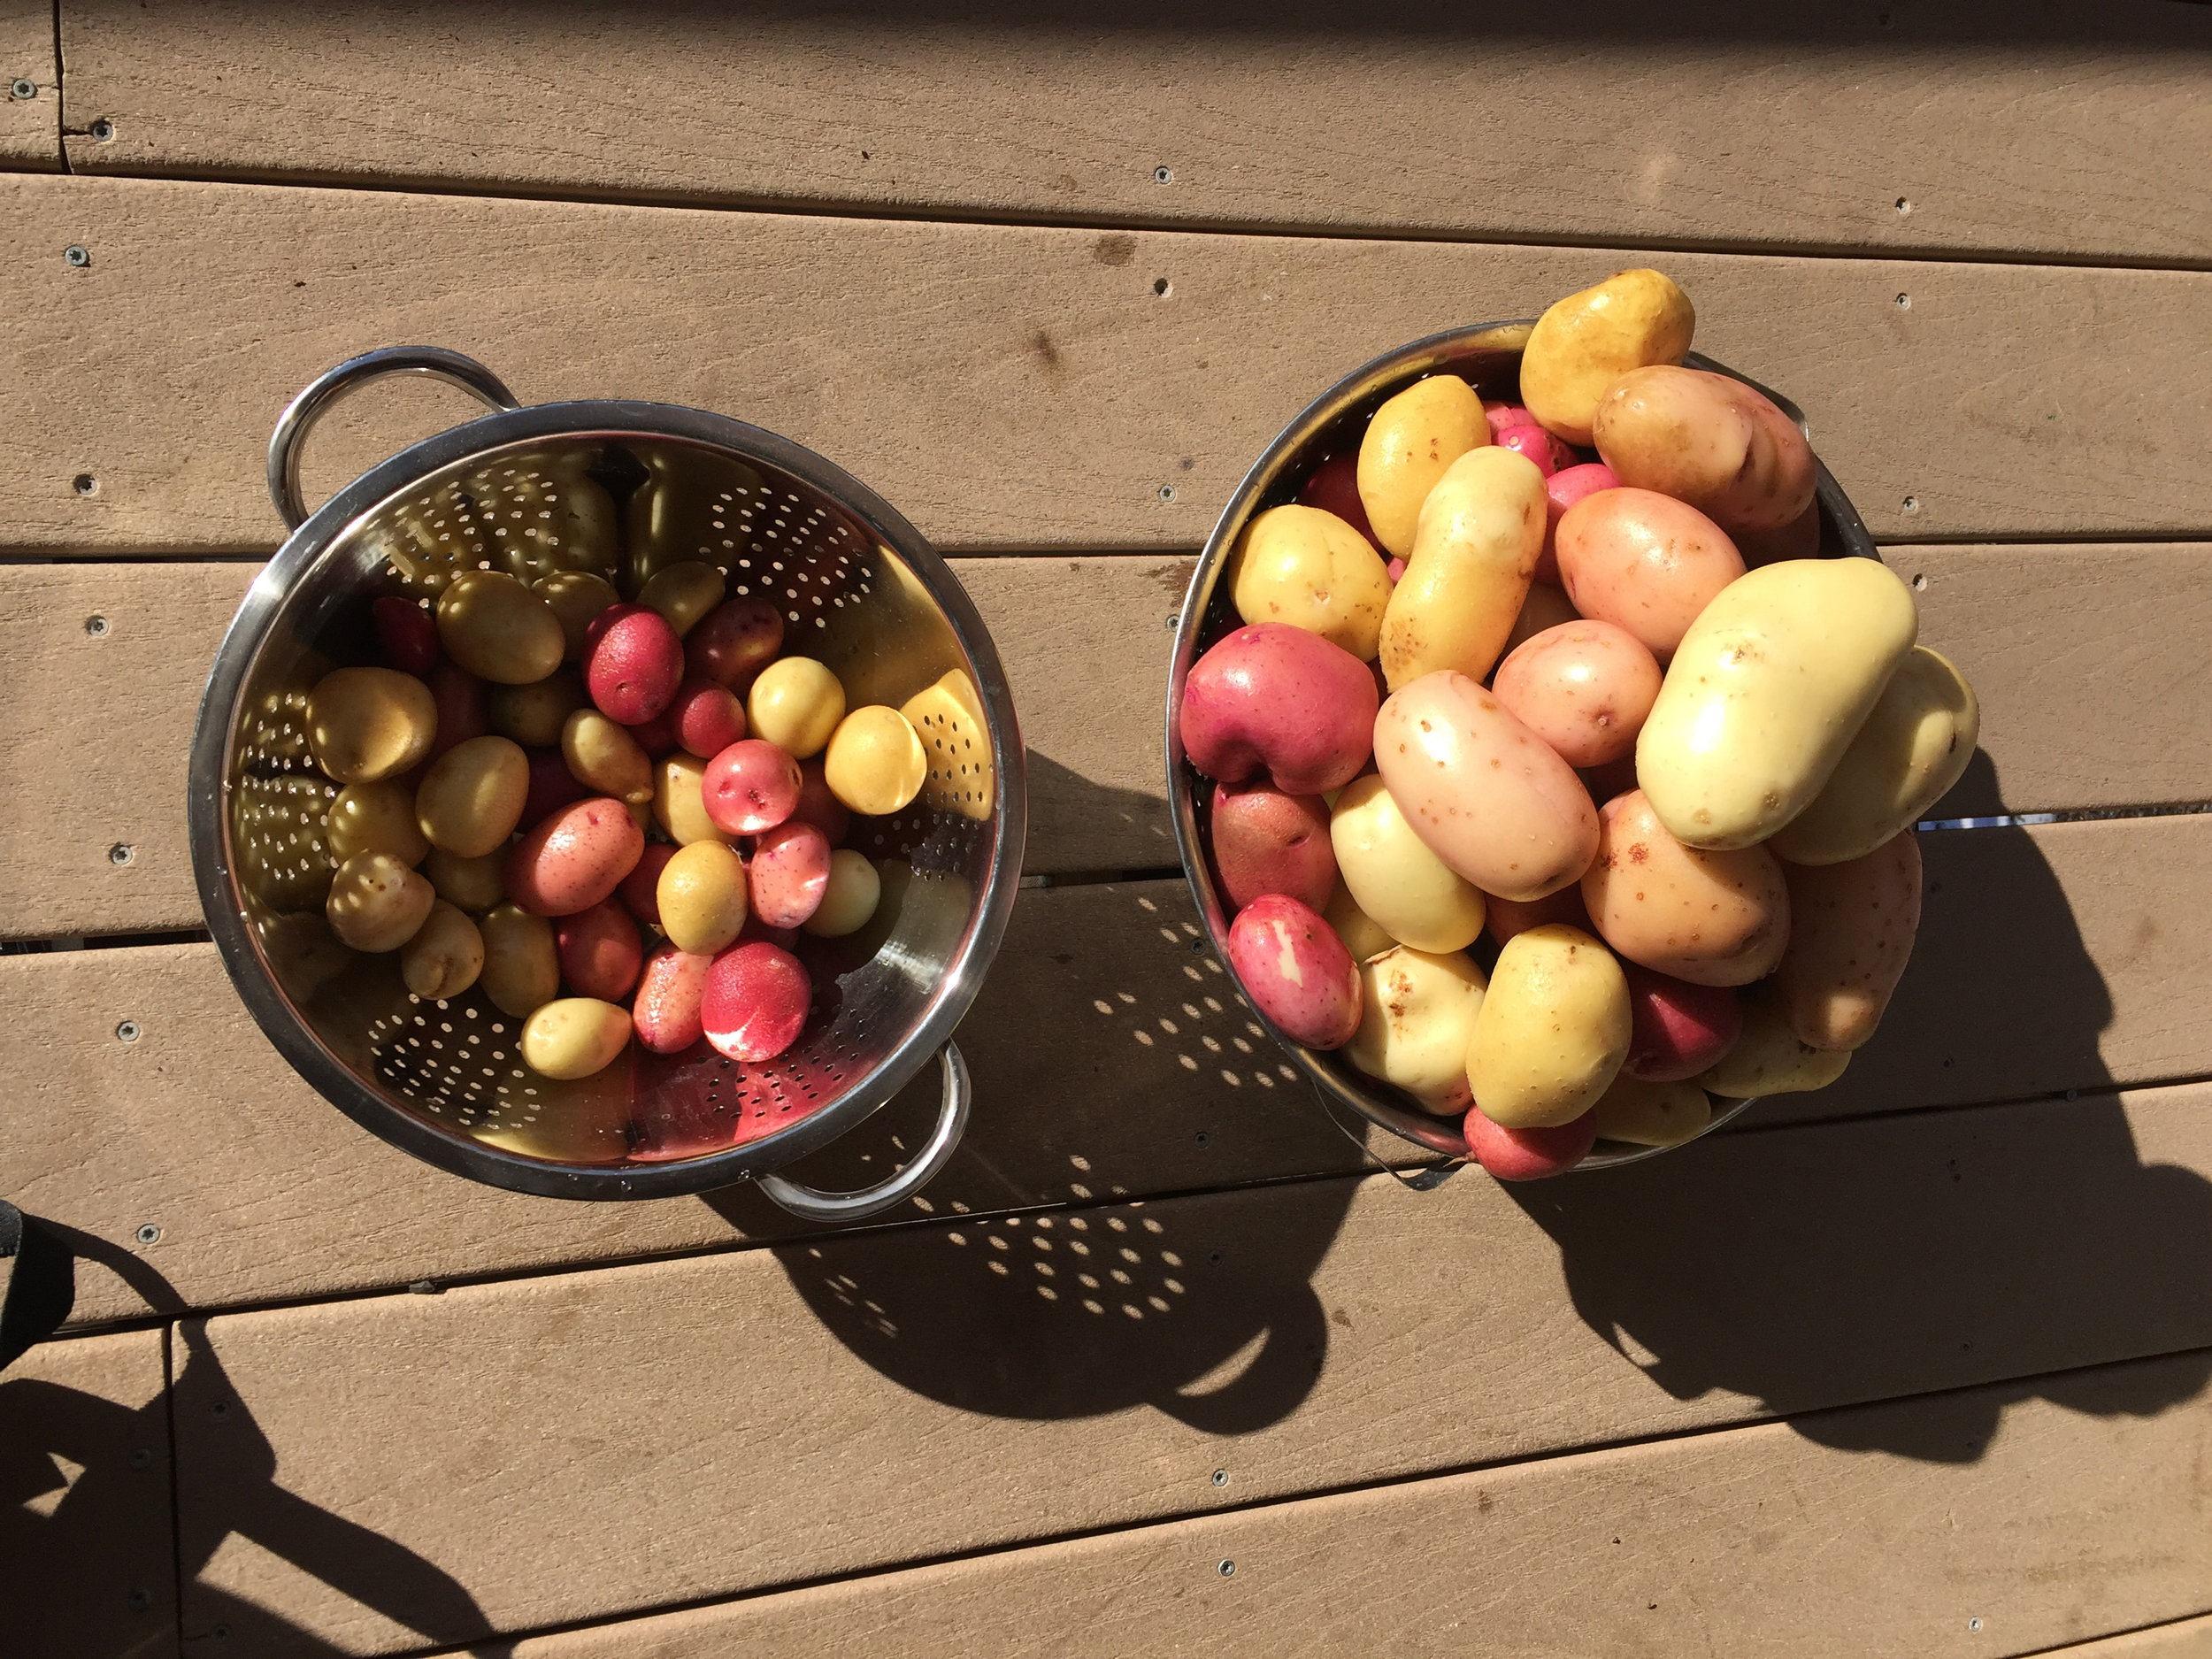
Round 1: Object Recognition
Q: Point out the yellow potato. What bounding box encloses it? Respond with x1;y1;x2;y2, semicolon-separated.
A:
1328;775;1486;953
1323;879;1396;963
399;900;486;1000
325;851;434;953
652;752;732;846
487;671;586;748
424;846;505;912
1379;446;1548;689
1592;1073;1713;1148
825;706;928;816
325;780;429;867
805;849;883;938
1500;580;1580;660
479;902;560;1018
1637;557;1918;850
1774;830;1921;1051
1226;504;1393;660
306;666;437;783
657;841;749;954
1346;946;1487;1115
520;997;633;1080
637;561;726;637
1463;923;1630;1128
1769;647;1979;866
1518;268;1695;446
1356;373;1486;560
562;709;654;805
435;569;566;685
414;734;530;857
1698;983;1851;1097
748;657;847;758
533;571;621;662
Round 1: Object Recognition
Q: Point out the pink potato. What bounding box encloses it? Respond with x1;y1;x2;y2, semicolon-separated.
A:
1386;557;1407;583
702;739;803;837
1537;462;1617;586
1482;400;1536;439
1295;450;1379;549
1620;959;1744;1081
426;662;488;762
702;941;812;1063
1579;790;1789;987
1180;622;1378;796
373;596;440;677
1592;365;1816;535
505;796;646;917
1372;671;1599;903
632;942;714;1055
669;677;747;758
748;819;832;929
1463;1104;1599;1180
789;757;850;847
1484;883;1593;948
1225;894;1361;1050
686;595;786;693
556;898;643;1002
1209;780;1336;913
521;748;588;830
1494;424;1574;477
617;841;678;928
584;603;686;724
1554;488;1746;661
1491;619;1663;768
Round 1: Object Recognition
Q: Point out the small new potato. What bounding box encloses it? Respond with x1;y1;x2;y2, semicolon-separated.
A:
749;820;833;929
668;677;747;759
561;709;654;805
1518;268;1695;446
1378;445;1548;689
657;841;750;955
326;780;429;867
1769;647;1978;866
306;666;438;783
435;570;567;685
533;571;621;662
1227;503;1393;660
1328;775;1485;953
555;898;644;1002
479;902;560;1018
506;796;646;917
805;849;883;938
633;944;713;1054
487;671;586;748
1555;488;1745;662
1592;1073;1713;1148
1212;781;1337;914
1592;366;1816;535
1226;894;1362;1050
1356;373;1486;559
748;657;848;758
1699;984;1851;1097
687;595;785;690
1775;830;1922;1051
1580;789;1789;987
424;846;505;912
414;734;530;857
1179;623;1378;797
653;753;733;846
400;900;486;1000
637;560;726;637
702;942;813;1064
583;603;687;724
1492;620;1663;769
1463;1106;1600;1181
1346;946;1487;1115
824;706;928;816
326;851;435;953
521;997;633;1080
1463;923;1631;1128
1621;959;1744;1081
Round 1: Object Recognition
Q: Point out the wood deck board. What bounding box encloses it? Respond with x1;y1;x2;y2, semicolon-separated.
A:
0;1;58;169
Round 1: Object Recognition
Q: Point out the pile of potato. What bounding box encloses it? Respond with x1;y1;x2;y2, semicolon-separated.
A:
1180;269;1980;1179
297;553;985;1087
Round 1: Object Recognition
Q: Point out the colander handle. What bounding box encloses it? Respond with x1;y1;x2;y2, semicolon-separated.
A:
755;1043;972;1224
267;346;523;532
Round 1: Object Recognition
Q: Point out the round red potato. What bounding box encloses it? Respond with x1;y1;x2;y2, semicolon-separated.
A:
632;941;714;1055
1620;959;1744;1081
703;739;802;836
584;603;686;724
702;941;811;1063
749;819;832;929
506;796;646;917
1295;450;1379;549
1225;894;1361;1050
1491;619;1663;768
1494;424;1573;477
1209;780;1336;913
1593;365;1816;536
617;841;678;928
520;748;588;829
1555;488;1746;661
425;661;488;762
686;595;786;692
669;677;747;757
1463;1104;1599;1180
373;596;441;677
556;898;643;1002
1181;623;1378;797
789;757;850;848
1537;462;1617;586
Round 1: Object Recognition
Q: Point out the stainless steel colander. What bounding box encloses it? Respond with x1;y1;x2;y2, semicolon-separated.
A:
191;348;1025;1211
1166;321;1878;1177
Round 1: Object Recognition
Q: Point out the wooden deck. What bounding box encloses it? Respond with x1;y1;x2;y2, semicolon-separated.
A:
3;4;2209;1654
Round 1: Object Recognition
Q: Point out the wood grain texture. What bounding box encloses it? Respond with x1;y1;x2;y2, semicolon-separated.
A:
423;1351;2212;1659
173;1082;2212;1652
54;0;2212;265
0;1;58;169
0;1328;177;1659
5;173;2211;552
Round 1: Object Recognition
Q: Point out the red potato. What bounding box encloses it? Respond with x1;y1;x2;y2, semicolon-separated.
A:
1209;781;1336;913
624;708;681;757
1735;498;1822;568
556;898;643;1002
1482;400;1533;439
749;820;832;929
1295;450;1380;549
1491;619;1663;768
1592;365;1816;535
789;758;850;848
373;596;440;677
1180;622;1378;796
1463;1105;1599;1180
1774;830;1923;1051
631;942;714;1055
669;677;747;757
702;941;812;1063
1538;462;1618;586
1225;894;1361;1050
1620;959;1744;1081
617;841;678;928
505;796;646;917
1579;789;1789;987
686;595;786;692
1484;884;1592;947
1386;557;1406;583
583;603;686;724
1555;488;1746;661
520;748;588;829
1494;425;1574;477
703;739;803;836
425;662;488;763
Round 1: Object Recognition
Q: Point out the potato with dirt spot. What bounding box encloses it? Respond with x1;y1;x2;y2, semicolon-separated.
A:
325;780;429;867
1378;445;1548;689
1518;269;1695;446
1698;982;1851;1096
1227;503;1393;660
1356;373;1487;560
1463;923;1631;1128
1579;789;1789;987
307;666;438;783
521;997;634;1079
399;900;486;1001
326;851;435;953
1328;775;1485;952
480;902;560;1018
435;569;567;685
1774;829;1922;1051
414;735;531;858
1592;365;1816;535
1346;946;1486;1115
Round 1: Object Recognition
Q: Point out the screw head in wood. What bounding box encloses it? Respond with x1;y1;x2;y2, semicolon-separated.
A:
10;79;34;101
65;244;90;267
134;1223;160;1245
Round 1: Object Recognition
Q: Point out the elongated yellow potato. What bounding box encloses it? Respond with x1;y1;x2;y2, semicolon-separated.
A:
1698;984;1851;1097
1379;446;1548;690
1769;647;1979;865
1463;923;1630;1128
1328;775;1486;954
1356;373;1486;560
1228;504;1393;660
1592;1073;1713;1148
1637;557;1917;850
1346;946;1487;1115
1519;269;1695;447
